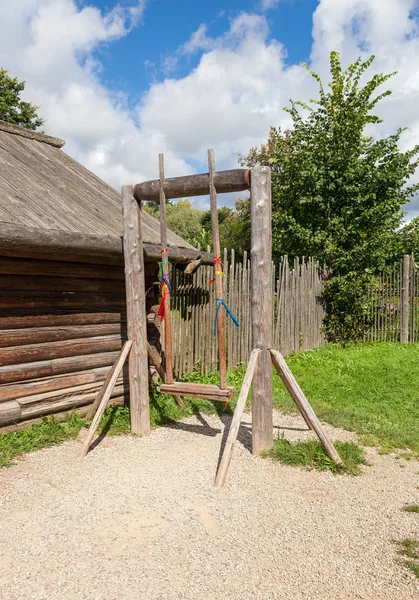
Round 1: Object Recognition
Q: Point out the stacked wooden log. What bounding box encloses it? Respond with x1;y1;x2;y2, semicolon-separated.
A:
0;255;159;430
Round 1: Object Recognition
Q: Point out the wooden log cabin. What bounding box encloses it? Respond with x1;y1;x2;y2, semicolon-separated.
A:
0;120;210;431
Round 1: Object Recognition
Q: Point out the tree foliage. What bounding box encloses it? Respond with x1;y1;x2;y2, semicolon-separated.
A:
241;52;419;340
0;68;44;130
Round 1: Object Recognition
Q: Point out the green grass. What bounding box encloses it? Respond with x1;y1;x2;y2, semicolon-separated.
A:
263;439;367;475
394;538;419;579
272;342;419;454
2;341;419;467
0;413;86;468
402;505;419;513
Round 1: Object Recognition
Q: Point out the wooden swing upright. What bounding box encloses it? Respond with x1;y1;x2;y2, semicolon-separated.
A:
82;151;341;487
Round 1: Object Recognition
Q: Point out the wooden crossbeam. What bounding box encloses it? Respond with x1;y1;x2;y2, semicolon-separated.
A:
134;169;250;202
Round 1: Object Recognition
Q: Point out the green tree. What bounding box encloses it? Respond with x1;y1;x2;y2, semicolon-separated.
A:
241;52;419;340
0;68;44;130
144;199;203;245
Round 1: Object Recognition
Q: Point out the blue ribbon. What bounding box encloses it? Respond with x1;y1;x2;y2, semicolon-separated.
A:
214;298;240;336
162;274;171;295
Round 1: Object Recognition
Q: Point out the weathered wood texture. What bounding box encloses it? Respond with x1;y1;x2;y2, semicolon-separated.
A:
122;185;150;436
0;249;159;430
169;252;326;378
0;223;205;265
0;122;194;247
214;348;260;488
270;349;342;464
250;167;273;455
160;382;234;401
81;340;133;456
208;149;227;389
365;254;419;343
134;169;250;201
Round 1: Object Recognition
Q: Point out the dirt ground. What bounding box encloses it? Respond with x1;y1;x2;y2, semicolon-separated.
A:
1;410;418;600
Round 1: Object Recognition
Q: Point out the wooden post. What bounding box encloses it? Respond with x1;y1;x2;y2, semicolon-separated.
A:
208;149;227;389
401;253;410;343
270;349;342;464
147;342;185;408
250;167;273;454
159;155;174;383
80;341;133;457
122;185;150;436
214;348;261;488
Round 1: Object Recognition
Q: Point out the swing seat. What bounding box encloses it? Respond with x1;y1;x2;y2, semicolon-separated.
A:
160;382;235;402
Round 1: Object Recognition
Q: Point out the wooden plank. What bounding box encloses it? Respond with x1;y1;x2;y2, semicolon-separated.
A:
81;341;133;455
160;382;234;401
134;169;250;202
270;349;342;464
0;312;125;330
250;167;273;454
0;119;65;147
0;275;125;292
0;351;120;385
159;154;173;384
214;348;260;488
122;185;150;436
0;292;125;309
0;257;124;279
208;150;227;389
401;254;410;343
0;335;123;366
0;366;117;403
0;323;123;348
0;400;21;427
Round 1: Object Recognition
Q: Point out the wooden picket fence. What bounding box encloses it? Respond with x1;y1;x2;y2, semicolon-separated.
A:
366;254;419;343
169;251;326;377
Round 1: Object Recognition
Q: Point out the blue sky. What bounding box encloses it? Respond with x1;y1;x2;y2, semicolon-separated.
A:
90;0;319;109
2;0;419;215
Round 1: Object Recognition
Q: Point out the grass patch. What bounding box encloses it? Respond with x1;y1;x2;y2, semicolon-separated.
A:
403;505;419;513
272;343;419;454
0;413;86;468
263;439;367;475
395;538;419;579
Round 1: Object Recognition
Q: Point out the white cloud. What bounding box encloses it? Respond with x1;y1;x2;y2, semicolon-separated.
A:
1;0;419;216
261;0;281;10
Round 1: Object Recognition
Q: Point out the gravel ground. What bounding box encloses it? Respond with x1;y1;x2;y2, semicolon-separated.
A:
1;409;419;600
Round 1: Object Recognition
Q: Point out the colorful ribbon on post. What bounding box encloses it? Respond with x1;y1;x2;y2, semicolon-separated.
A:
158;250;171;321
214;297;240;336
208;255;224;285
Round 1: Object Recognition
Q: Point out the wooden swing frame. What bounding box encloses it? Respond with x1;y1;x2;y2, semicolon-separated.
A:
84;154;341;480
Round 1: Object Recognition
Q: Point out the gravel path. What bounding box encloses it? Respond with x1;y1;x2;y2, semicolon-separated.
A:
1;410;419;600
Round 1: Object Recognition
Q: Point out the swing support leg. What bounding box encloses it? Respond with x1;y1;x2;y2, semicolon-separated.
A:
214;348;261;488
269;349;342;464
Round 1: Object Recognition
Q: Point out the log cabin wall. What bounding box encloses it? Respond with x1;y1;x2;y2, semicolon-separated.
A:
0;255;160;430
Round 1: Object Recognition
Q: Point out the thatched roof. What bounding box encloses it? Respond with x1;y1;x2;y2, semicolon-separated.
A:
0;120;193;248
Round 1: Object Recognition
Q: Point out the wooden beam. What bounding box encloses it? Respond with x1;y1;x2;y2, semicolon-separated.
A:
134;168;250;201
214;348;260;488
159;155;174;384
270;349;342;464
122;185;150;436
81;340;133;455
0;119;65;148
401;254;410;343
160;382;234;401
0;223;212;265
208;150;227;389
250;167;273;455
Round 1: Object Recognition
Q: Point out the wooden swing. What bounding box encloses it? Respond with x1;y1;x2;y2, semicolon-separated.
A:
156;150;236;403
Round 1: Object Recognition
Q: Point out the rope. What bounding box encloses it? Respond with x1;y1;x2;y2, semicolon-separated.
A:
214;298;240;336
158;249;171;321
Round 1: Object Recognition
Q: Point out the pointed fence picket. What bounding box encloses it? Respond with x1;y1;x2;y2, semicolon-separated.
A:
169;251;326;377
